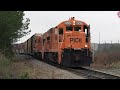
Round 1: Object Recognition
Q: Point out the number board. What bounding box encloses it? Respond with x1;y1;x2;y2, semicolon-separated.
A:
64;21;72;25
75;21;82;25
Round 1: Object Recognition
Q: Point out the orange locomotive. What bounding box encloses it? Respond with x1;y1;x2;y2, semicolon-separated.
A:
41;17;92;67
13;17;92;67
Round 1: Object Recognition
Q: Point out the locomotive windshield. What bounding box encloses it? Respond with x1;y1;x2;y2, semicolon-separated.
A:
74;26;81;31
66;26;73;31
66;26;82;32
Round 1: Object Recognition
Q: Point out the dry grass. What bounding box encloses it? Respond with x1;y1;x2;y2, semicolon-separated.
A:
0;54;55;79
0;53;31;79
91;50;120;69
0;54;85;79
0;53;13;79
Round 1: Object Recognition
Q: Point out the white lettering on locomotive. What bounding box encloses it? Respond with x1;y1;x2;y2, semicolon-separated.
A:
70;38;81;43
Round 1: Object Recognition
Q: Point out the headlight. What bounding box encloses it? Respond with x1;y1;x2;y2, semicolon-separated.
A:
68;44;70;47
85;45;88;47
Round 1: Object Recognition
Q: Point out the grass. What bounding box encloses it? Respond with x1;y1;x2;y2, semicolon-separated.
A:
0;54;13;79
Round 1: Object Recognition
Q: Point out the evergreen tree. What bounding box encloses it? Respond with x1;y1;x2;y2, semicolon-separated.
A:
0;11;30;57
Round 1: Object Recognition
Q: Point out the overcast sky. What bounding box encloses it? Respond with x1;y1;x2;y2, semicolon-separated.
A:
17;11;120;44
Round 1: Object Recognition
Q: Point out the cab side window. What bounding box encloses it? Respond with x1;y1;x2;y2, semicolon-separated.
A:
84;25;89;37
84;25;90;43
43;39;45;45
59;28;63;35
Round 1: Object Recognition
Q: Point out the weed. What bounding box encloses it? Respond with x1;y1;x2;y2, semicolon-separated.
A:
19;72;29;79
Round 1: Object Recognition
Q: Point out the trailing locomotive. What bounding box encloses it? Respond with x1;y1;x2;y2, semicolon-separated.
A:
13;17;93;67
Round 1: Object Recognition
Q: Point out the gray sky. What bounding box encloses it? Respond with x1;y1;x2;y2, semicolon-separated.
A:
17;11;120;44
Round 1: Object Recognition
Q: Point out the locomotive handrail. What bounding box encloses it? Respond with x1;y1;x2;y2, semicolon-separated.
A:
60;34;65;50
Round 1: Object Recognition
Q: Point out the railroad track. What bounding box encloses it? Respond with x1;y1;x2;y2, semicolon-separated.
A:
67;67;120;79
45;62;120;79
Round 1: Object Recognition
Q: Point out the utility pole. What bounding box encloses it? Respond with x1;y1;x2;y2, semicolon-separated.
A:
104;41;106;44
99;32;100;44
93;43;95;62
98;32;100;51
111;40;112;44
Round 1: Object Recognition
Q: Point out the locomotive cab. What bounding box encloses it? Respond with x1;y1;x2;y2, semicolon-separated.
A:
58;17;92;67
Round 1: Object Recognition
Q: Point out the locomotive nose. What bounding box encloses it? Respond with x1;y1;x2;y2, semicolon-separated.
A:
64;32;85;49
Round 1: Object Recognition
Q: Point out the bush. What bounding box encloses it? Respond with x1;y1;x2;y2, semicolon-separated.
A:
19;72;29;79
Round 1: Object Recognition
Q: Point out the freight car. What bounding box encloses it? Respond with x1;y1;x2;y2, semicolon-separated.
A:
24;33;43;58
13;17;93;67
13;33;42;56
13;43;24;54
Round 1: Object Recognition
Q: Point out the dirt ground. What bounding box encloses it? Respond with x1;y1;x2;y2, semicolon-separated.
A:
1;54;120;79
3;54;85;79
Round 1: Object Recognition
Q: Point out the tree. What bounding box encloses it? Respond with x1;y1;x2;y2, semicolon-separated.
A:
0;11;30;57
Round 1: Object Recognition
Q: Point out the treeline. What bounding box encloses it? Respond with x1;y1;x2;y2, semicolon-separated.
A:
0;11;30;57
96;44;120;53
